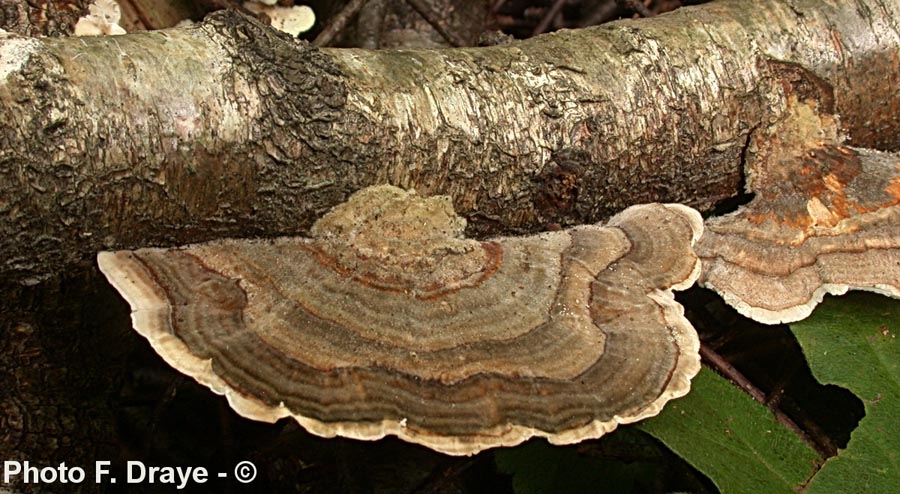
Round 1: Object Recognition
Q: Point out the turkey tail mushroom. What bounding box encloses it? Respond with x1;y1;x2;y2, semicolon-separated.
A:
697;96;900;324
98;185;703;456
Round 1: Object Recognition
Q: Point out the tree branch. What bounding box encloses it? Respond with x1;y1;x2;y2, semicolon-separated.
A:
2;0;900;285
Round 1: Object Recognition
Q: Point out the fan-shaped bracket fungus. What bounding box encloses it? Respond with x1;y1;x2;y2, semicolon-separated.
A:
243;2;315;37
98;185;703;455
74;0;127;36
697;96;900;324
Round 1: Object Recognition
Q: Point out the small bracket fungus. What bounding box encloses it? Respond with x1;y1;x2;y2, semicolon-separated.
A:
98;185;703;455
243;2;315;37
697;98;900;324
74;0;127;36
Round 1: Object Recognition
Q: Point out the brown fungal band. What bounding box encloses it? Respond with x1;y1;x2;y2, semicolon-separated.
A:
98;185;703;455
698;144;900;324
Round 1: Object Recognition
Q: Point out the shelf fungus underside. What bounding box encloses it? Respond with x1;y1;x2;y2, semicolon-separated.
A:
98;185;703;455
698;145;900;324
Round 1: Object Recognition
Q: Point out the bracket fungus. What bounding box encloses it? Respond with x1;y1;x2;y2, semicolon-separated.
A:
697;99;900;324
74;0;127;36
98;185;703;455
243;2;316;37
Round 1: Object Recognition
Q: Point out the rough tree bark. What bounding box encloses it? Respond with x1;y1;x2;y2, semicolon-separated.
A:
2;0;900;285
0;0;92;37
1;0;900;490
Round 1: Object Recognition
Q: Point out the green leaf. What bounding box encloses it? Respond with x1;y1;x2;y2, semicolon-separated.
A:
495;427;711;493
495;439;645;494
640;368;819;493
790;293;900;493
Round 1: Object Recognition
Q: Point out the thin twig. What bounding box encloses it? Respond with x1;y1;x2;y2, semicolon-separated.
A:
532;0;567;36
491;0;507;14
700;345;833;458
357;0;385;49
778;394;840;458
403;0;468;47
313;0;372;47
764;355;800;409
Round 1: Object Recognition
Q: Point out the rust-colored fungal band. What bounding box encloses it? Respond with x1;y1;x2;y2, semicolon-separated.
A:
697;98;900;324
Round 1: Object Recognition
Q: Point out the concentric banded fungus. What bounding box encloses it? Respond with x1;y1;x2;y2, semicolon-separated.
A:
698;99;900;324
98;185;702;455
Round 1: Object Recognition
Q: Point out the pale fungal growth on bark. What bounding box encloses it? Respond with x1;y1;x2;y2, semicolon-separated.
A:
697;98;900;324
243;2;316;37
0;38;40;83
74;0;127;36
97;185;703;455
